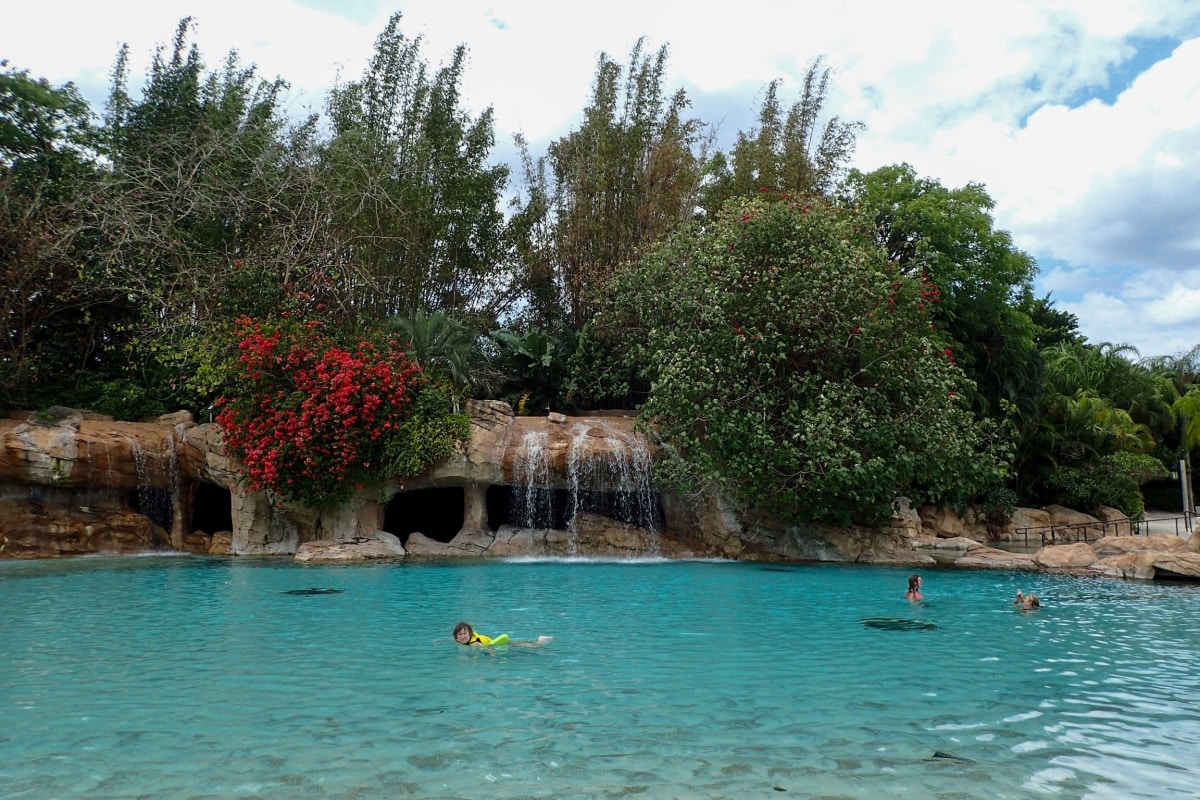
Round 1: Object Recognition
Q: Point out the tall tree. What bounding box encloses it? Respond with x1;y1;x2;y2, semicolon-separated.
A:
90;19;304;415
511;39;706;330
0;63;103;411
843;163;1041;421
323;12;510;322
701;57;862;216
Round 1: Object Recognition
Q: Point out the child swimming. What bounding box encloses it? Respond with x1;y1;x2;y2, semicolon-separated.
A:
451;621;552;648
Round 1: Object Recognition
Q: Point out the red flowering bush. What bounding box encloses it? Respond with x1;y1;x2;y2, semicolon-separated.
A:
215;317;427;506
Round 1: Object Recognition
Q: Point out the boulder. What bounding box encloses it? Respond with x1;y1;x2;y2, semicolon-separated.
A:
209;531;232;555
993;506;1051;543
1092;534;1185;557
1148;552;1200;580
1187;529;1200;554
1095;552;1158;580
915;536;980;551
917;504;989;542
1034;541;1098;569
1094;505;1133;536
294;531;405;562
1042;505;1105;542
954;546;1038;570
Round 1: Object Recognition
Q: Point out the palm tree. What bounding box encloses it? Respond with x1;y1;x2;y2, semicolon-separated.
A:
387;312;495;411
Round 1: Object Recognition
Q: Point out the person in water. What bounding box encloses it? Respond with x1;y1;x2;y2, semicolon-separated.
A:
1013;591;1041;609
905;574;924;601
451;621;552;648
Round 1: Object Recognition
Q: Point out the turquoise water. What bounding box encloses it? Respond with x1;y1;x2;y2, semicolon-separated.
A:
2;557;1199;799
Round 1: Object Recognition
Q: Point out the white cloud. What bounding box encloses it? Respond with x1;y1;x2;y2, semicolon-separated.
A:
4;0;1200;356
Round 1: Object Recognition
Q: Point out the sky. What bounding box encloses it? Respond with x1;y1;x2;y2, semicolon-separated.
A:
5;0;1200;358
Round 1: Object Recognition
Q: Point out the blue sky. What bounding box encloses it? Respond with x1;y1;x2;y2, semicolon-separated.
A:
6;0;1200;358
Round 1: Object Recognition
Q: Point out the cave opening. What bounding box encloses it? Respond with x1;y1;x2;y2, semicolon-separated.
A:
383;487;464;545
191;482;233;535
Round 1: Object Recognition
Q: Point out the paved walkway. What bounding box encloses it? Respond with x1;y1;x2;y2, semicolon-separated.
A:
1141;510;1196;538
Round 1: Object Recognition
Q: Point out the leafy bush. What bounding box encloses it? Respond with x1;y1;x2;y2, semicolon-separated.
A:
381;382;471;479
593;194;1011;525
979;484;1019;525
1045;451;1169;518
215;317;464;506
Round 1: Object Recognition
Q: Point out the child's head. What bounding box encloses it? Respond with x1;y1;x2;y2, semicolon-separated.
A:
907;574;922;592
453;621;474;644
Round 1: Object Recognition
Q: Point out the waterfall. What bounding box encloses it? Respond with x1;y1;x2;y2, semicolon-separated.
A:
128;436;178;537
511;430;554;528
575;421;660;533
508;421;661;552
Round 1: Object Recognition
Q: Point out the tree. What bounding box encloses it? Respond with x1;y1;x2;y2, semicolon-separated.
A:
593;193;1008;525
701;58;862;216
510;38;706;330
0;63;103;411
89;19;303;416
1025;293;1083;350
387;311;494;411
323;12;510;321
1017;341;1175;507
843;164;1041;421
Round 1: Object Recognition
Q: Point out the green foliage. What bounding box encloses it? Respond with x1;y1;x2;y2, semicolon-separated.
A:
490;326;578;414
595;194;1010;525
511;39;705;329
1025;293;1083;350
701;58;862;216
843;163;1041;421
388;311;495;409
1045;451;1168;518
0;63;106;412
69;375;171;421
979;484;1019;525
381;382;471;479
324;12;509;319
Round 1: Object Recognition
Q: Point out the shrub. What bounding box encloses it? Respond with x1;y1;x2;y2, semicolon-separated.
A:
215;317;464;506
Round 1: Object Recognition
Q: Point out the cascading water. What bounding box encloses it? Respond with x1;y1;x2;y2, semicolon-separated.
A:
508;420;662;553
511;430;555;528
128;436;178;537
569;421;660;531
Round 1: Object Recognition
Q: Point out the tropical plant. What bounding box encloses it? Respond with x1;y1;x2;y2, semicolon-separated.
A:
489;327;578;414
388;311;495;411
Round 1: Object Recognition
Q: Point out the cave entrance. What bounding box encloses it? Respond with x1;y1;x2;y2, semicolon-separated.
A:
384;487;464;545
191;482;233;535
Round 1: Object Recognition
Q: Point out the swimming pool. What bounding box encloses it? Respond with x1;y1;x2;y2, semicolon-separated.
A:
1;556;1198;799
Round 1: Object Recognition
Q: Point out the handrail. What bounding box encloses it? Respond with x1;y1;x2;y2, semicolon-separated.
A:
1014;513;1196;547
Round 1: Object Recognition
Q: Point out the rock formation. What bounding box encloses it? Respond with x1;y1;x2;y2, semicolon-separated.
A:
2;401;1195;581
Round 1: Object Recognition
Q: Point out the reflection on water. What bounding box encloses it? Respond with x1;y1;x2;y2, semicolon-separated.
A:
2;557;1199;798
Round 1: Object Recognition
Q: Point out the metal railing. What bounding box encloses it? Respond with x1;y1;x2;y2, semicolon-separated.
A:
1014;513;1196;547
